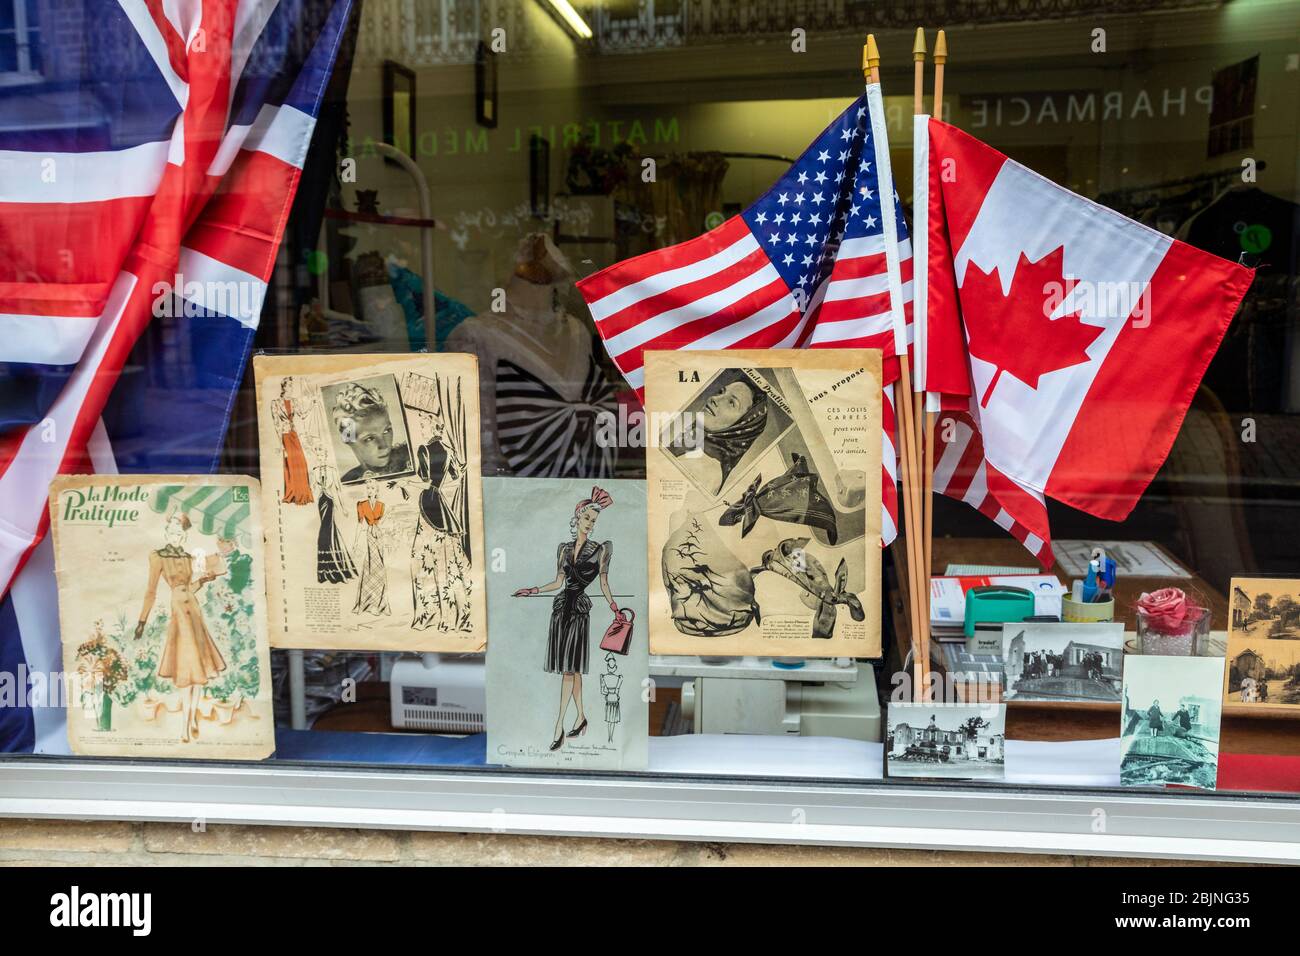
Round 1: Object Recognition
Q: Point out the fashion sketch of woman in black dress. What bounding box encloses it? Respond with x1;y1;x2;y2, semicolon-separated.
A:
313;464;355;584
513;487;617;751
410;412;471;631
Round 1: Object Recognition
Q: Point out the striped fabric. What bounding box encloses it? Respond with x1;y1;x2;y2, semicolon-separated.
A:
495;356;619;479
577;86;911;544
932;410;1052;566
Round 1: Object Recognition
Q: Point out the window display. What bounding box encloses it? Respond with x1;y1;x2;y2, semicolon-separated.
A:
1;0;1299;862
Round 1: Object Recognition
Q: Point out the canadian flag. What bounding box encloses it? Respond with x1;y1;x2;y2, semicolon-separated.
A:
913;118;1254;565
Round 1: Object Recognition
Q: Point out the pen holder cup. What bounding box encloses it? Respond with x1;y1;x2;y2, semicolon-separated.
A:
1062;596;1115;623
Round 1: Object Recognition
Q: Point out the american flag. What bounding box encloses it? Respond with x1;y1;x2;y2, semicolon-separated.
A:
0;0;353;752
576;86;913;543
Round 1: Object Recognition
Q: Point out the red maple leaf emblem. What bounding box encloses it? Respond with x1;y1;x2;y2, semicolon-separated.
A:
962;246;1103;408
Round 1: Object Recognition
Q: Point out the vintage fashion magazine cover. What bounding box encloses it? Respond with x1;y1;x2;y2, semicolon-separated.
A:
483;477;649;770
644;349;883;658
254;354;487;651
48;475;274;759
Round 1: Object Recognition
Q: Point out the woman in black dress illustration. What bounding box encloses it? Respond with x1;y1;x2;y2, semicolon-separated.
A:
411;414;470;631
513;487;617;751
313;464;355;584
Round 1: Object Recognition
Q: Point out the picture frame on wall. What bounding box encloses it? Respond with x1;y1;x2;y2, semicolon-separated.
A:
382;60;416;163
476;41;499;129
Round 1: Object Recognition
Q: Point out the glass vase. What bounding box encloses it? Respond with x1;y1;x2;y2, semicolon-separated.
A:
1137;606;1210;656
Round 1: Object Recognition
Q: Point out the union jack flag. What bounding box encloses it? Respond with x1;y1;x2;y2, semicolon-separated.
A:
577;85;913;543
0;0;353;752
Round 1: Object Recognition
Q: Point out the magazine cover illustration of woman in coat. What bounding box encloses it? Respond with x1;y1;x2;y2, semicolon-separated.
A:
512;488;618;751
134;511;226;743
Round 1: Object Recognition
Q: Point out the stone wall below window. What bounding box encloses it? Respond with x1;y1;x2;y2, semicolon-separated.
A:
0;819;1261;866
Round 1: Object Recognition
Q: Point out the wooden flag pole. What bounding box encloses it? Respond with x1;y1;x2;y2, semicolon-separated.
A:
922;29;947;646
912;28;935;702
933;29;947;120
866;34;928;699
920;27;951;650
912;28;926;116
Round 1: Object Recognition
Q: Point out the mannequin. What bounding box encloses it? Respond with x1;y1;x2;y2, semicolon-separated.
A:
446;233;619;478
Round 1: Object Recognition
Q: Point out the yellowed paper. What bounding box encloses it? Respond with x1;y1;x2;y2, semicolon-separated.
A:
1224;576;1300;709
645;349;882;657
254;353;486;651
49;475;274;759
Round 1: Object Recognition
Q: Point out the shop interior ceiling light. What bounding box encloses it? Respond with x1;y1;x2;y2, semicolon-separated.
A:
542;0;594;39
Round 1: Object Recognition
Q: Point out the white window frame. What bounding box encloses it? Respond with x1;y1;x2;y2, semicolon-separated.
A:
2;756;1300;863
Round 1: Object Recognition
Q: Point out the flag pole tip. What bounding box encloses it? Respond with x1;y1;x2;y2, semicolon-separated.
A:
864;34;880;71
934;29;948;62
913;27;927;60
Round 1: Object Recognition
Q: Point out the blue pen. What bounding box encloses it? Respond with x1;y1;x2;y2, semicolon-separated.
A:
1096;556;1117;601
1082;560;1098;603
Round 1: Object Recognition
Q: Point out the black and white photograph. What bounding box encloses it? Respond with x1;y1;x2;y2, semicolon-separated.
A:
1121;655;1225;790
320;373;416;485
1002;623;1124;702
886;703;1006;780
1229;576;1300;641
662;367;794;498
1224;637;1300;708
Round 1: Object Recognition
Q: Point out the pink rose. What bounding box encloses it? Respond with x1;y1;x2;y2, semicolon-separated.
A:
1138;587;1204;635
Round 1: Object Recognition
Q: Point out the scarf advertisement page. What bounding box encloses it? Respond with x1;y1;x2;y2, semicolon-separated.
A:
645;349;883;658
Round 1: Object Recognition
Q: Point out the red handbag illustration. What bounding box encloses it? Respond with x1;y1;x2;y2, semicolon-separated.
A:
599;607;635;655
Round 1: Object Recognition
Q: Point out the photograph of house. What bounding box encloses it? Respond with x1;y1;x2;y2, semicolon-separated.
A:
1227;577;1300;641
1224;638;1300;707
1002;623;1123;702
886;704;1006;781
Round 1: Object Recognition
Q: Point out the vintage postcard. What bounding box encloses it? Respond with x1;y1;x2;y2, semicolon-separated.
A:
1121;655;1225;790
254;353;486;651
644;349;882;657
483;478;649;770
886;703;1006;780
49;475;274;759
1001;622;1124;702
1228;576;1300;642
1224;636;1300;709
